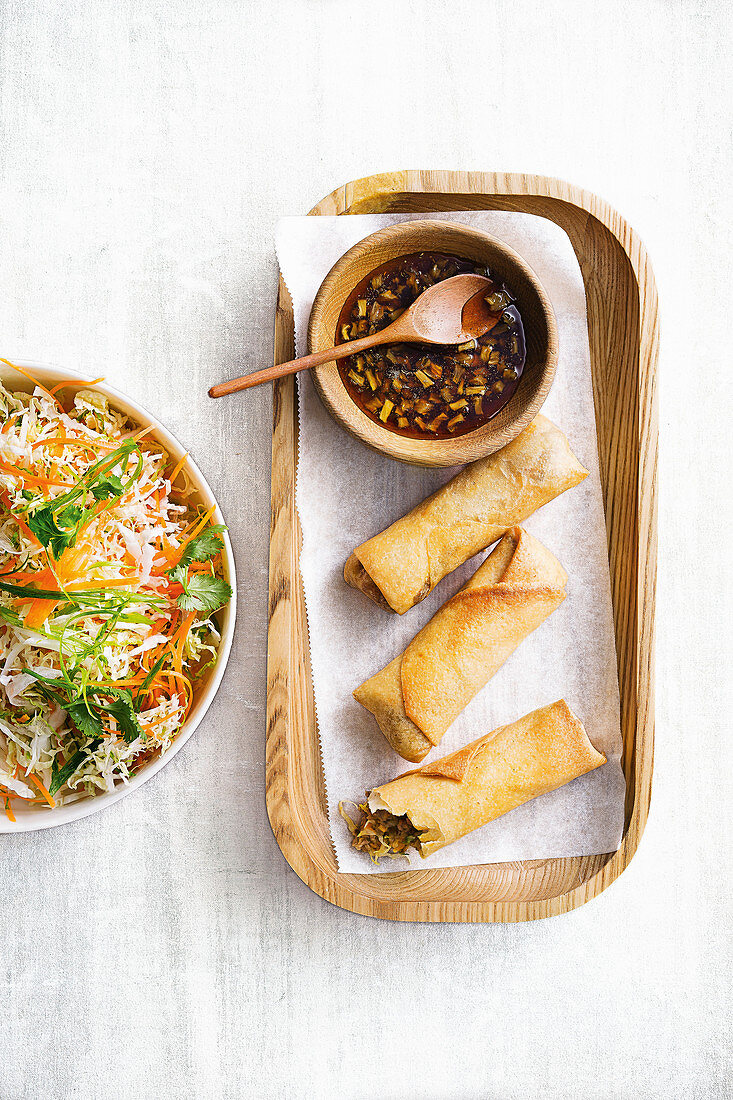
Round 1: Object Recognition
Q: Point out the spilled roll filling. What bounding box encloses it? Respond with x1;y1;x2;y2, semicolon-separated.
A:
339;798;425;862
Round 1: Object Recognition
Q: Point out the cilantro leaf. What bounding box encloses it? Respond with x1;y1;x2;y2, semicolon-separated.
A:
66;699;106;739
90;473;124;501
177;525;227;569
101;689;144;743
168;563;188;587
57;503;83;527
27;504;73;558
173;569;232;613
27;500;84;559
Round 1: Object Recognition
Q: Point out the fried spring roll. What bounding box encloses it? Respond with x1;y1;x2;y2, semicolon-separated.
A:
353;527;567;762
341;700;606;860
344;415;587;614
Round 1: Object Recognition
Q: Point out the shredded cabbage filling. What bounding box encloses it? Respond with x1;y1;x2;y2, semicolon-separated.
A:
338;799;425;862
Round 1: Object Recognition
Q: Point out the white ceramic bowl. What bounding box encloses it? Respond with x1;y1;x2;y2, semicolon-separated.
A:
0;360;236;832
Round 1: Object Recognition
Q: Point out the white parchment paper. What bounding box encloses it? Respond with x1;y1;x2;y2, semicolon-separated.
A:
275;212;625;873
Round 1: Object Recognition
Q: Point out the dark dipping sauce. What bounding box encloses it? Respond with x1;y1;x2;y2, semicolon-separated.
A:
336;251;526;439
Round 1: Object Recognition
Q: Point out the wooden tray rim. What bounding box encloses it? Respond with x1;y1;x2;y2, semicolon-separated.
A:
266;170;658;923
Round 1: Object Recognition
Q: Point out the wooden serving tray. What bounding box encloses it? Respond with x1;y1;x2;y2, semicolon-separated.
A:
266;171;658;922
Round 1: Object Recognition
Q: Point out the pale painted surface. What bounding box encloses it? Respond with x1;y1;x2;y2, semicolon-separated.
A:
0;1;730;1097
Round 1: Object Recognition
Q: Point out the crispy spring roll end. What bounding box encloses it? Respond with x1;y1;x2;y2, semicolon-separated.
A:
353;657;432;763
343;553;395;613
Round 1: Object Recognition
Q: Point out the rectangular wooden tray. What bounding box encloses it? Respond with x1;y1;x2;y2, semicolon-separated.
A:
266;171;658;922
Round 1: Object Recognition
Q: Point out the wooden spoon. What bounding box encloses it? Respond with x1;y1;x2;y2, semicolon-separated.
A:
208;274;499;398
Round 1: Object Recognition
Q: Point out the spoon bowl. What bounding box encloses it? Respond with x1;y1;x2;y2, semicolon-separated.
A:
399;274;498;344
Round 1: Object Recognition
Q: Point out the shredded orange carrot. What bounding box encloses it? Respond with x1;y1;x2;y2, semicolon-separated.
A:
65;574;139;591
160;670;193;712
23;542;92;629
31;434;115;453
166;452;189;488
1;567;58;629
48;376;104;396
0;566;44;583
187;560;218;573
2;565;54;586
27;773;56;808
131;425;156;443
17;564;57;629
23;600;52;630
171;611;196;674
151;534;180;569
0;460;74;489
1;784;35;802
0;359;66;413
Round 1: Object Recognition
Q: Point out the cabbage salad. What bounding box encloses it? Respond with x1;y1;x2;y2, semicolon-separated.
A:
0;360;231;817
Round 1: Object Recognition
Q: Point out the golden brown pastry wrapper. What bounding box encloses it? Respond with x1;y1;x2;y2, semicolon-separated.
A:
345;415;587;614
368;700;606;857
353;527;567;761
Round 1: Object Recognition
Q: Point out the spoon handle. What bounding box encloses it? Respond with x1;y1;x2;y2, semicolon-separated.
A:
208;331;391;398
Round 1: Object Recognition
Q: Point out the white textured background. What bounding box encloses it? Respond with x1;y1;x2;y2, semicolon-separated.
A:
0;2;730;1098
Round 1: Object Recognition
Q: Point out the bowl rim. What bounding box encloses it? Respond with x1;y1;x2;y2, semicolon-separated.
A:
308;219;558;467
0;358;237;832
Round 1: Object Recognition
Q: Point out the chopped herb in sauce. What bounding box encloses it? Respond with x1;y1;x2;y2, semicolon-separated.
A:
337;252;526;440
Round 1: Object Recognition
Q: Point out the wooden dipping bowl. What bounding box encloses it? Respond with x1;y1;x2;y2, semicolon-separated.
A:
307;220;559;467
